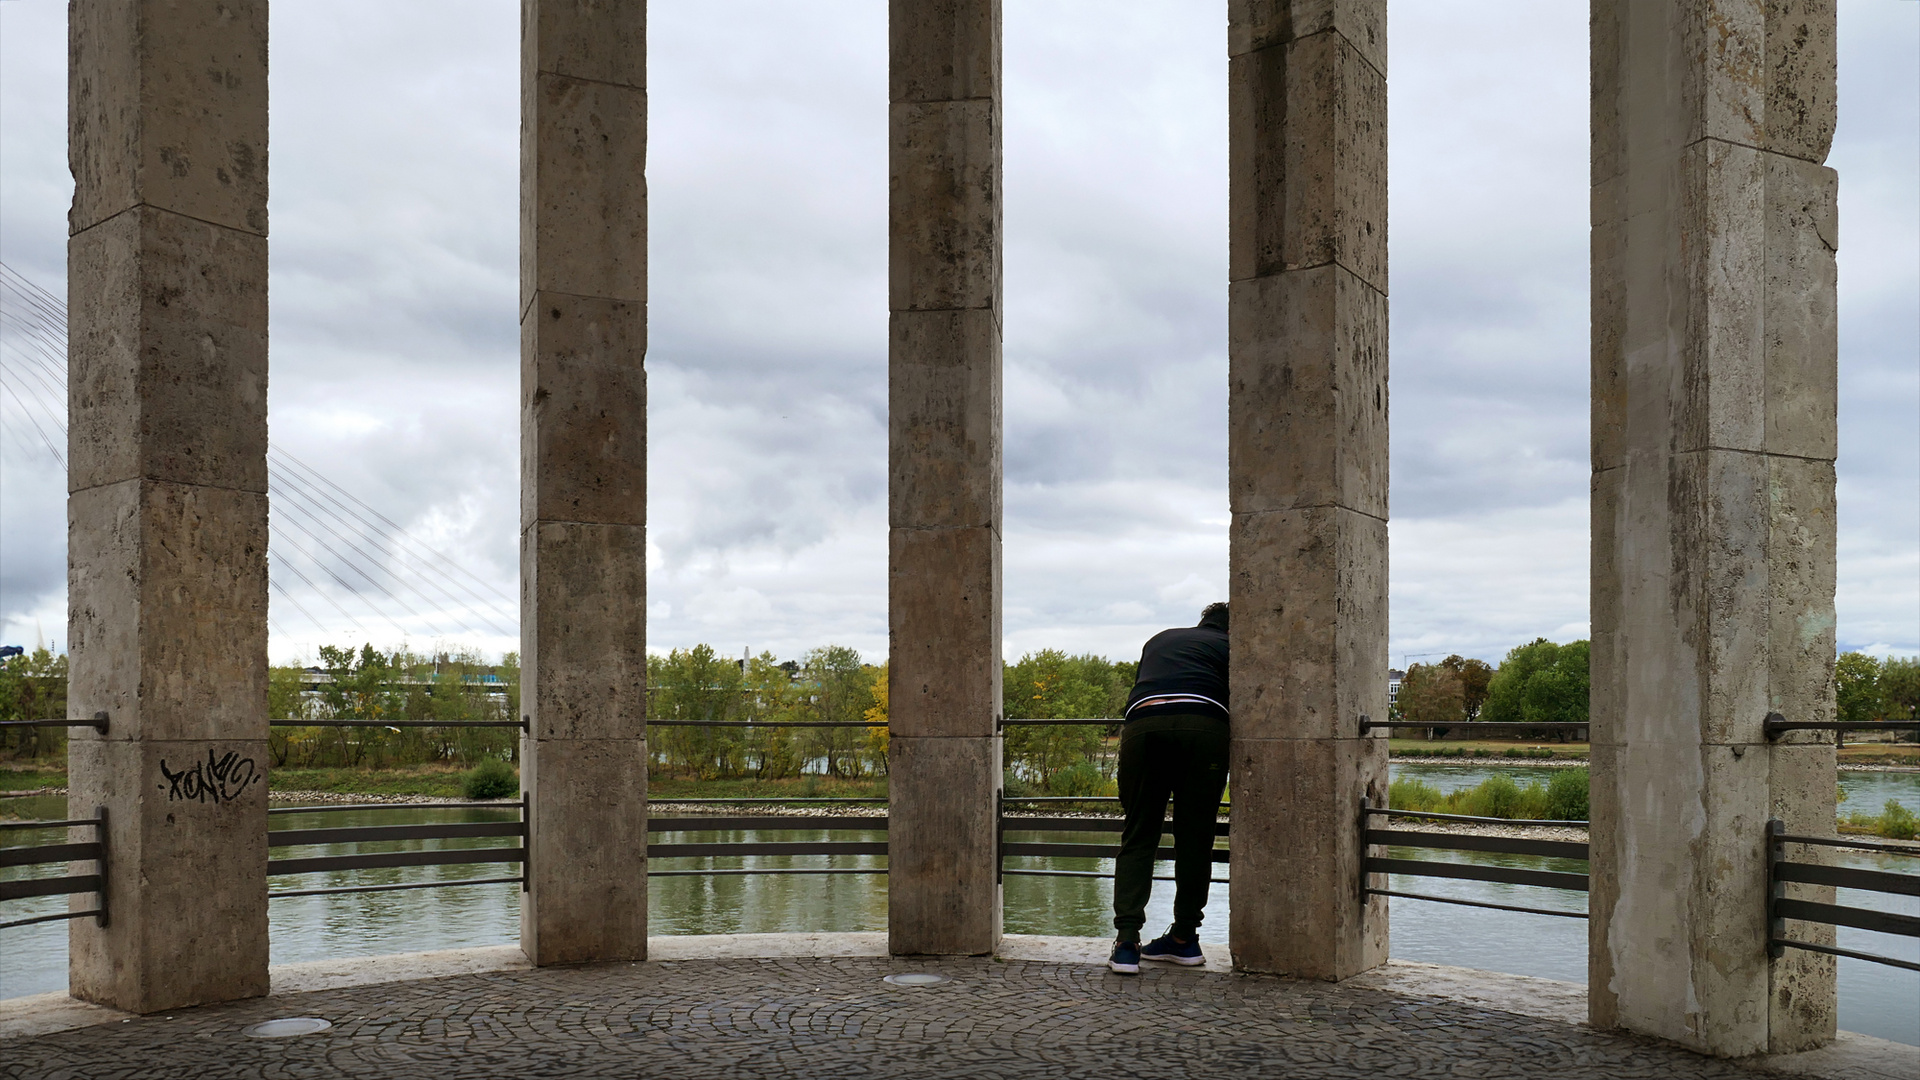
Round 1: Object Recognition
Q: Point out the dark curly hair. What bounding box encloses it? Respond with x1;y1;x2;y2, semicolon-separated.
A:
1198;602;1228;632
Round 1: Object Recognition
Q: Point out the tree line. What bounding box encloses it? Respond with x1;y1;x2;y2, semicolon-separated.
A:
1391;639;1592;737
9;639;1912;771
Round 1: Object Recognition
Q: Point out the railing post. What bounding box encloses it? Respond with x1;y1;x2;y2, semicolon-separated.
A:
1766;819;1785;960
90;806;109;930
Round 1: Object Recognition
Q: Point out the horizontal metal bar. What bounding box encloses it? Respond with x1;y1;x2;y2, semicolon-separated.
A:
268;846;524;876
0;874;102;902
1365;887;1589;920
1367;829;1589;861
1770;937;1920;973
1775;861;1920;897
0;841;101;869
1001;842;1229;863
647;816;888;833
0;908;106;931
1361;719;1588;733
645;720;882;728
269;720;526;729
1764;710;1920;737
997;718;1119;727
269;822;523;847
999;797;1126;805
1366;857;1588;892
1774;897;1920;938
647;841;888;858
0;818;104;832
647;868;889;878
646;798;888;805
269;801;522;815
1000;868;1228;885
1365;807;1589;828
0;713;108;734
1001;817;1229;837
269;875;524;899
1771;832;1920;858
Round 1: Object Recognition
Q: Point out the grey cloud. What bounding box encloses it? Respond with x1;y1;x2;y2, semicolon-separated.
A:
1;0;1913;668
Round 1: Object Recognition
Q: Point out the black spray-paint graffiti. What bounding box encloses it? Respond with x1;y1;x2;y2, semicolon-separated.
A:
159;749;260;804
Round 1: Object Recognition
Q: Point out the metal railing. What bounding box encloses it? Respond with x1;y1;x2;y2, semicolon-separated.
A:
267;796;527;898
0;808;108;930
1763;711;1920;739
1767;819;1920;972
269;717;526;730
1359;714;1590;737
992;716;1229;886
0;712;110;734
1361;801;1590;919
998;796;1230;886
647;805;887;877
642;717;888;878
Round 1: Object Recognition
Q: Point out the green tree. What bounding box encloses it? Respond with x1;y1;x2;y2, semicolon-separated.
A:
1442;655;1495;720
739;651;804;778
1398;663;1465;734
798;645;875;778
1835;652;1885;726
0;647;68;761
1482;638;1591;736
650;644;746;778
314;643;403;766
1002;650;1129;793
1878;657;1919;743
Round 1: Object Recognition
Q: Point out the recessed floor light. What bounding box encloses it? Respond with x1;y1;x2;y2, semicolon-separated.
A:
243;1017;333;1038
883;972;950;987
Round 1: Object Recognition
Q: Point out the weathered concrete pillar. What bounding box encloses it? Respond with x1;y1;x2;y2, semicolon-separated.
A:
1225;0;1389;979
65;1;271;1013
1590;0;1839;1056
887;0;1003;956
519;0;650;965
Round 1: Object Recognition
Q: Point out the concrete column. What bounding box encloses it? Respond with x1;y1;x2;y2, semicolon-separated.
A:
1590;0;1839;1057
65;1;271;1013
519;0;650;965
887;0;1003;956
1225;1;1389;979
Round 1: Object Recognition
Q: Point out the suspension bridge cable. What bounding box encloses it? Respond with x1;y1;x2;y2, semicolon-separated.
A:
0;259;519;644
266;460;508;636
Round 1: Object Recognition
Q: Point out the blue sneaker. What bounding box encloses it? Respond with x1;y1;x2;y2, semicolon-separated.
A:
1140;929;1205;966
1108;939;1141;974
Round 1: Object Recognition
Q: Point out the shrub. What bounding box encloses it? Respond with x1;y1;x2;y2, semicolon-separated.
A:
1546;767;1590;821
1466;773;1524;819
1388;777;1447;814
462;757;518;800
1002;771;1035;799
1882;800;1917;841
1049;762;1114;798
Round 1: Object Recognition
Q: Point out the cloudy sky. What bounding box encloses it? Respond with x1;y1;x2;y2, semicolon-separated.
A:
1;1;1915;670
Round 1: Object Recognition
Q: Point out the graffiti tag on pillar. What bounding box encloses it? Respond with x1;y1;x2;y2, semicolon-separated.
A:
158;749;260;804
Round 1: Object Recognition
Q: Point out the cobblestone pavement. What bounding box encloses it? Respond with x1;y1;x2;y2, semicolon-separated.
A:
5;956;1780;1079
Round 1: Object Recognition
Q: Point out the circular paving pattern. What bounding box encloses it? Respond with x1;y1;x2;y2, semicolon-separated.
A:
5;956;1781;1079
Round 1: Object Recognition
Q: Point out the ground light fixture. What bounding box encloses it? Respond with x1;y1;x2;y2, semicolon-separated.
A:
242;1018;334;1038
882;973;950;987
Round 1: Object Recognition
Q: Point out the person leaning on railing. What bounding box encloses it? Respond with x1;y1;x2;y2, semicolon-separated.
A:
1108;602;1230;974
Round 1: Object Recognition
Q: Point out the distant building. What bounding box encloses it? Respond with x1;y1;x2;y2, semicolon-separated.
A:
1387;669;1405;706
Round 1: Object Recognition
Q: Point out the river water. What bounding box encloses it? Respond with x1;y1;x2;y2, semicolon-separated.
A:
4;765;1916;1046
